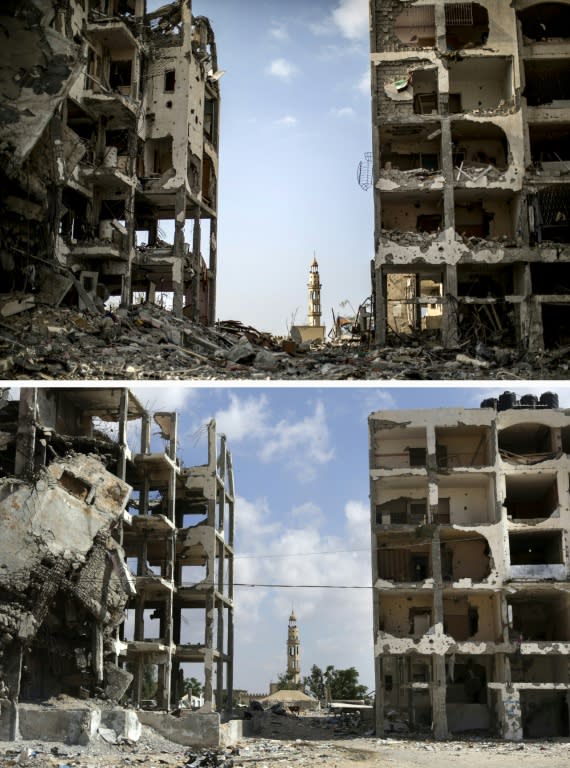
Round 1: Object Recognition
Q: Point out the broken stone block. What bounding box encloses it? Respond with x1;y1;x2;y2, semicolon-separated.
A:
223;336;256;364
254;349;280;370
103;662;133;702
0;296;35;317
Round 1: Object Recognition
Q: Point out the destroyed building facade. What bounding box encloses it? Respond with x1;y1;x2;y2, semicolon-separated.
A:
0;387;234;741
0;0;220;323
369;0;570;350
369;392;570;740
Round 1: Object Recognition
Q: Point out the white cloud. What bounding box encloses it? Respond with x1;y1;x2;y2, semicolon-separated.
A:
332;0;369;40
266;58;298;81
260;400;334;480
291;501;324;528
214;393;270;442
275;115;298;126
356;68;370;94
232;493;373;692
269;22;289;41
330;106;355;118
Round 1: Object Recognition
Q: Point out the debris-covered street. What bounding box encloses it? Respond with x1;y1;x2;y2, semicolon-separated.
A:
1;713;569;768
0;301;567;380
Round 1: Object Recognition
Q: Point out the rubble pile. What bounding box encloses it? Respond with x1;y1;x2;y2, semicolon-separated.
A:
0;299;566;380
0;727;567;768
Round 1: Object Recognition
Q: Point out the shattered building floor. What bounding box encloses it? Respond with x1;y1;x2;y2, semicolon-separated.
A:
1;301;570;380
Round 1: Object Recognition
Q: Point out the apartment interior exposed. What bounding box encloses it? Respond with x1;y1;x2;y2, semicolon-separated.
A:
0;0;220;324
370;391;570;740
370;0;570;351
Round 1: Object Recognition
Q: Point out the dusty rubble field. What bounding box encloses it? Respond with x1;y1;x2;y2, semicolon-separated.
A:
1;714;569;768
0;301;567;380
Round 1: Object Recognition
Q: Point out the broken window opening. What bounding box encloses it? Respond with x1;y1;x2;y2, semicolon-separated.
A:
393;6;436;48
541;304;570;349
204;97;218;142
449;57;513;112
435;426;492;468
446;660;487;708
443;599;483;641
408;447;427;467
519;3;570;42
433;497;450;524
529;124;570;170
509;530;563;566
524;59;570;107
377;546;430;582
109;59;132;93
508;594;570;642
412;69;438;114
445;3;489;50
534;187;570;244
520;691;570;738
499;423;555;463
409;608;432;637
164;69;176;92
452;121;509;176
375;498;427;525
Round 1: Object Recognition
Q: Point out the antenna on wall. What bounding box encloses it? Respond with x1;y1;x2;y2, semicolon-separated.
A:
357;152;373;190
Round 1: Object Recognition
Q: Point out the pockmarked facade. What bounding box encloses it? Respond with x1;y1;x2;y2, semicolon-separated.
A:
369;0;570;350
370;392;570;739
0;0;220;323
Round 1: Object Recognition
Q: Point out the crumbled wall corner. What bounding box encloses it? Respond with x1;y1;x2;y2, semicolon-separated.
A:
0;454;134;702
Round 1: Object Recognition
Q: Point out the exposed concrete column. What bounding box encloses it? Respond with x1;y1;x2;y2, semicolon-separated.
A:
438;116;459;349
121;130;138;308
141;412;151;454
50;114;65;262
93;624;104;684
191;215;202;322
203;595;215;712
374;264;387;346
208;218;218;326
513;262;543;350
15;388;38;477
498;687;522;740
118;388;129;482
442;264;458;348
172;187;187;318
430;529;448;739
375;656;385;736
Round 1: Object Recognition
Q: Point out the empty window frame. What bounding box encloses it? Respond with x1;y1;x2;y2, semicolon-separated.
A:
164;69;176;92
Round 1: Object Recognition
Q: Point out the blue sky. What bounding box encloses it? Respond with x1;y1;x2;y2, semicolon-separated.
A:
148;0;373;334
129;383;570;693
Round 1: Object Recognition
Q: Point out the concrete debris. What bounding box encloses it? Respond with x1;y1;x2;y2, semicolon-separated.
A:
0;300;567;380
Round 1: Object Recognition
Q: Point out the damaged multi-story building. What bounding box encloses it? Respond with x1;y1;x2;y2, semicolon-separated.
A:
0;0;220;323
0;387;235;745
369;391;570;740
369;0;570;350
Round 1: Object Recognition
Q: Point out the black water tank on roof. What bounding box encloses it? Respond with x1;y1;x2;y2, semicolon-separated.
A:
480;398;498;409
540;392;559;409
498;391;517;411
520;394;538;408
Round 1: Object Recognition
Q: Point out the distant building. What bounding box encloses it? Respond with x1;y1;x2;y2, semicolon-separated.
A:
287;610;301;684
291;258;326;343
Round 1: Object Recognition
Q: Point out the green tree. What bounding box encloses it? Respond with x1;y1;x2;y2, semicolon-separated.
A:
303;665;367;701
275;671;300;691
183;676;203;697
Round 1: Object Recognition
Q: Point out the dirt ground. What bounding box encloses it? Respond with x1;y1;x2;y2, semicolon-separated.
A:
1;712;569;768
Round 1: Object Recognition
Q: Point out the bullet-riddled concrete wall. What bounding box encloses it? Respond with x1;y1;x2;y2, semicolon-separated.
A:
369;395;570;740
